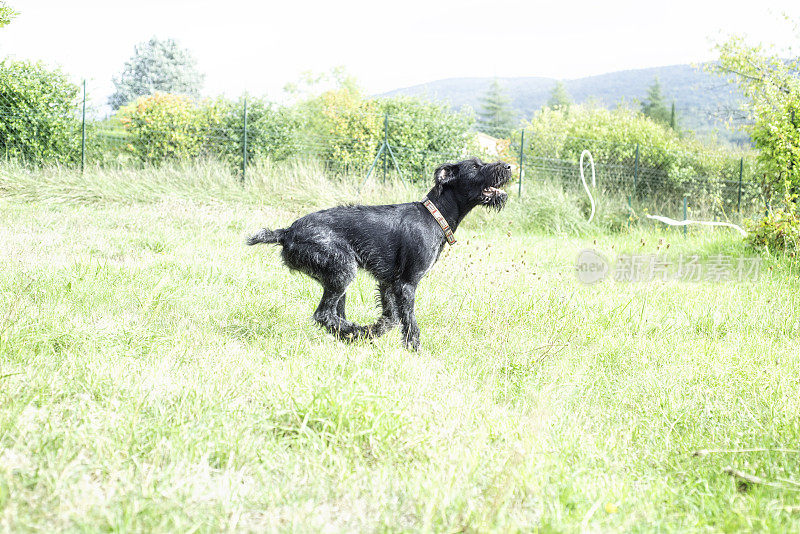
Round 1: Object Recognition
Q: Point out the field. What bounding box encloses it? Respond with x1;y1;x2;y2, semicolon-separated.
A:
1;161;800;532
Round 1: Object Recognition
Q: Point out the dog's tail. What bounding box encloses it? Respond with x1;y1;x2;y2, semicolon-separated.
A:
246;228;286;246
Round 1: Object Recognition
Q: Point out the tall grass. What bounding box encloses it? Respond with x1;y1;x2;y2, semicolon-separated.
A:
0;158;639;236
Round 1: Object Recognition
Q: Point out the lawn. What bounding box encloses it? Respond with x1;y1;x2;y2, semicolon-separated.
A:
1;162;799;532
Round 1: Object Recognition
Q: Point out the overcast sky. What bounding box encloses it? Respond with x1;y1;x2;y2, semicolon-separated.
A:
1;0;798;110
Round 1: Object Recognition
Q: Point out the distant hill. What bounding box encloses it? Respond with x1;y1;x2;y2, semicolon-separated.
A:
382;64;749;145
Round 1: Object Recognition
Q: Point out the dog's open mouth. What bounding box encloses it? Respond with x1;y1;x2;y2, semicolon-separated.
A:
481;181;509;210
482;186;505;198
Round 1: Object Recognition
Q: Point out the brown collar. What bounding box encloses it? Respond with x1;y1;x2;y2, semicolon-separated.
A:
422;197;456;245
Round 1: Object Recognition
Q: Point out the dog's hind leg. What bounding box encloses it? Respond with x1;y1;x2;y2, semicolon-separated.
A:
308;263;371;341
313;287;362;339
281;234;372;341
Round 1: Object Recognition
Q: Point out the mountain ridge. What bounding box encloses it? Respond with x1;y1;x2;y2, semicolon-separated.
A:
381;63;747;144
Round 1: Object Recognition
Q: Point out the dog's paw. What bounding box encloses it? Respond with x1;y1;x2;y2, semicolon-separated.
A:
402;338;421;352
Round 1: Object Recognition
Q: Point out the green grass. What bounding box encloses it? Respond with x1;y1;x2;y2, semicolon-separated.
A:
1;162;800;532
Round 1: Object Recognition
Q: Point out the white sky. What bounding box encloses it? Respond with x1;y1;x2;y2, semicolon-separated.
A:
1;0;798;110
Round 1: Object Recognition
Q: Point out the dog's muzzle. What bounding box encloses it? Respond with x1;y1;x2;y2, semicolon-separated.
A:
481;164;512;208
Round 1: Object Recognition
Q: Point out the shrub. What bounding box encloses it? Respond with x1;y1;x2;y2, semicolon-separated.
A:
295;87;381;170
294;88;477;177
714;35;800;199
118;93;207;164
377;96;476;180
210;97;301;166
746;202;800;253
0;59;82;164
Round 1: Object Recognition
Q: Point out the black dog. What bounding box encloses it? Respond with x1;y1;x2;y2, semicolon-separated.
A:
247;158;512;350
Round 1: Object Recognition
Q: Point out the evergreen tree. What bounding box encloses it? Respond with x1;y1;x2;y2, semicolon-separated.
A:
477;79;515;138
641;77;672;126
109;37;205;110
669;100;677;130
547;81;572;110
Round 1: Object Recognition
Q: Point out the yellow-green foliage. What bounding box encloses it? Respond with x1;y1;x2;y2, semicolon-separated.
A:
301;87;382;169
118;93;208;164
377;96;477;179
293;90;477;178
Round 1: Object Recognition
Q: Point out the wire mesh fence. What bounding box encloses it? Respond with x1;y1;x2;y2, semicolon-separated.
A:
0;80;769;224
513;127;765;224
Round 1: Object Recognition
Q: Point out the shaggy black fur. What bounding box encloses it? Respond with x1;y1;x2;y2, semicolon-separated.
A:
247;157;512;350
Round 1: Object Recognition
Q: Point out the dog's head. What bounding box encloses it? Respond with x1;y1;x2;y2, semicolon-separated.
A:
433;158;512;210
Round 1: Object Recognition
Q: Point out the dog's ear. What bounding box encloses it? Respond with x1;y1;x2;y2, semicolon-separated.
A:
434;163;457;192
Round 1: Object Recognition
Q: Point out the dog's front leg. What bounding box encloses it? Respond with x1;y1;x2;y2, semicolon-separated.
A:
336;293;346;320
393;282;420;351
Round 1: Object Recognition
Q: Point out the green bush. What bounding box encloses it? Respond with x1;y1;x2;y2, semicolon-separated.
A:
116;94;302;167
377;96;476;180
210;97;301;166
0;59;82;164
293;88;477;177
106;87;488;175
746;203;800;253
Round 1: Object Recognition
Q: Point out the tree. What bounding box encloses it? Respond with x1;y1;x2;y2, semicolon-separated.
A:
547;81;572;110
283;66;359;102
641;77;672;126
109;37;204;110
713;33;800;199
712;25;800;251
477;79;516;138
0;1;17;28
669;101;677;130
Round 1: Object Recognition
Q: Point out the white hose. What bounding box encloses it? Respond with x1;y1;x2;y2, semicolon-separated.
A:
577;150;745;237
646;214;747;237
580;150;596;223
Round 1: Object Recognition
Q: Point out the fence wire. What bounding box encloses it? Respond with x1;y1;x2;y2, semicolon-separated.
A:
0;87;769;223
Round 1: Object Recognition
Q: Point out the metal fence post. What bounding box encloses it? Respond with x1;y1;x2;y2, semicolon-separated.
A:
737;157;743;212
791;109;796;178
242;97;248;182
518;129;525;197
81;80;86;173
683;196;688;237
382;112;388;183
633;143;639;193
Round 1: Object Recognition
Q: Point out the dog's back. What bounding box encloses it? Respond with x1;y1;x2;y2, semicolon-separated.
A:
248;203;442;283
